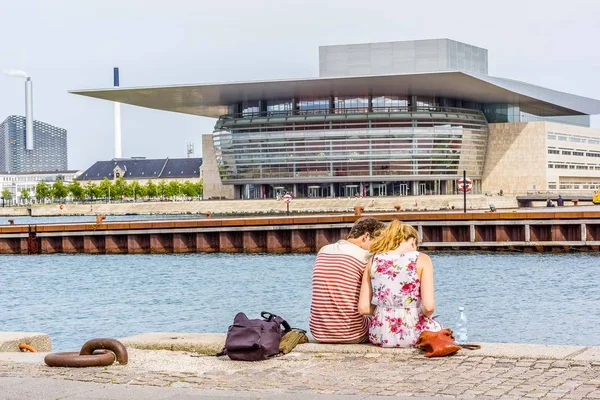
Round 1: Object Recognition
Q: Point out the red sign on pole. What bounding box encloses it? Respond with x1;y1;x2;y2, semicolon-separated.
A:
458;177;473;193
283;194;292;216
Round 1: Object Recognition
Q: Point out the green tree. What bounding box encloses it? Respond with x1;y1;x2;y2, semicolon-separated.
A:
68;179;85;201
20;188;31;203
181;180;197;198
97;178;113;200
165;181;181;199
52;180;69;201
128;180;144;200
112;177;128;199
157;180;167;200
35;181;52;202
1;188;13;204
144;180;158;199
84;181;98;200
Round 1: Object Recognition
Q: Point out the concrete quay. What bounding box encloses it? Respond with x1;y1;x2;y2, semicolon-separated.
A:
4;194;520;218
0;332;52;353
1;334;599;399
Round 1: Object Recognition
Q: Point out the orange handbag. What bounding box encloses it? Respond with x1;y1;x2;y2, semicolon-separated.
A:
416;328;462;357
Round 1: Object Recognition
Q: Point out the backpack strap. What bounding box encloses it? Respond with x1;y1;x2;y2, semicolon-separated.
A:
273;316;292;333
215;348;227;357
261;311;292;333
460;344;481;350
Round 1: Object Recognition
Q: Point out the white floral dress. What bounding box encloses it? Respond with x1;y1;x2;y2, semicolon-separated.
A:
368;251;442;347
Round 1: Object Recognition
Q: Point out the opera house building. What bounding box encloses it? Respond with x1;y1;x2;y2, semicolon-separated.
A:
72;39;600;199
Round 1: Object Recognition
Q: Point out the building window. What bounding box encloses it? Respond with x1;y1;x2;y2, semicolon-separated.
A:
548;149;559;155
372;96;409;111
242;101;260;117
298;98;330;114
266;100;293;116
573;151;584;156
562;151;572;156
547;134;556;140
334;96;369;113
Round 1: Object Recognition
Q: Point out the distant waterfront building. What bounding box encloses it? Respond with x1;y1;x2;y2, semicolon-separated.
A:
71;39;600;198
78;157;202;184
0;170;80;204
0;115;68;173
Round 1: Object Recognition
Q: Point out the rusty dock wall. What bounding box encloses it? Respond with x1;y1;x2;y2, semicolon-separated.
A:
2;212;600;255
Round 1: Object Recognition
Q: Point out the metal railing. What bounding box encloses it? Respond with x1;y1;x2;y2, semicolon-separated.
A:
218;106;486;120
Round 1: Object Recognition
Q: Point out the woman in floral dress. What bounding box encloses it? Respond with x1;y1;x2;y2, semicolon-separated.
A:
358;220;442;347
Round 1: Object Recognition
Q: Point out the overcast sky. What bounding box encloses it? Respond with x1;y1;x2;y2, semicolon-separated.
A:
1;0;599;170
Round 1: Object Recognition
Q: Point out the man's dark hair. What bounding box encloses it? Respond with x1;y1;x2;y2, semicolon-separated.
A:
348;217;385;239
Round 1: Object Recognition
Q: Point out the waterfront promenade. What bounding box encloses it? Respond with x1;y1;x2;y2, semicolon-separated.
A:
1;337;599;399
0;194;519;217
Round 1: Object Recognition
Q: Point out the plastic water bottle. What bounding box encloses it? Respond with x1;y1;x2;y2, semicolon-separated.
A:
455;307;468;345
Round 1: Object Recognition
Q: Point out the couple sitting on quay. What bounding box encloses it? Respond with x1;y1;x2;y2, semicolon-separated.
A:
309;217;442;347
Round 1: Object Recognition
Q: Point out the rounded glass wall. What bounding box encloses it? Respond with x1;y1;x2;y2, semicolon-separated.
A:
214;102;489;183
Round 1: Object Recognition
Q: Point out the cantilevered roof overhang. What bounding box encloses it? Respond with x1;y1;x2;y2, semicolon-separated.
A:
69;71;600;118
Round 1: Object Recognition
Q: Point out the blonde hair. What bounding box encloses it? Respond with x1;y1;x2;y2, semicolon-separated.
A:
369;220;419;254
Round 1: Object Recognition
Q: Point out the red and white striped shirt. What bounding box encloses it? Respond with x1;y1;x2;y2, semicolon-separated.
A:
309;240;370;343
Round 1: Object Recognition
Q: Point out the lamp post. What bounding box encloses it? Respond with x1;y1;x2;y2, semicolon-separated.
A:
1;69;34;150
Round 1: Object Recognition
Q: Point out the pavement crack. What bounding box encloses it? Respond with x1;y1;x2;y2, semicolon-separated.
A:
565;346;589;359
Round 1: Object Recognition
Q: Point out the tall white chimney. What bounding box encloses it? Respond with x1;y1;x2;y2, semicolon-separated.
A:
1;69;33;150
113;67;122;159
25;77;33;150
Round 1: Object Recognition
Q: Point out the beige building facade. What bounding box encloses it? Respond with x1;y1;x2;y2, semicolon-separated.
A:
200;135;234;200
482;122;600;195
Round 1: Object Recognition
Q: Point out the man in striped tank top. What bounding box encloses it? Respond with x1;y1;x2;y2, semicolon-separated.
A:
310;217;385;343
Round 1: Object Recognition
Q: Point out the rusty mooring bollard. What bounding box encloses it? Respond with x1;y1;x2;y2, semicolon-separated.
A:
8;219;14;225
354;205;364;216
394;205;401;212
96;215;106;224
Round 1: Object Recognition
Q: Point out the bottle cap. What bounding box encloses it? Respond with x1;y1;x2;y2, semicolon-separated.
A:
458;306;464;311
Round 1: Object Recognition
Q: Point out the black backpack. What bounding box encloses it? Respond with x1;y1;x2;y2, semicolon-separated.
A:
218;312;291;361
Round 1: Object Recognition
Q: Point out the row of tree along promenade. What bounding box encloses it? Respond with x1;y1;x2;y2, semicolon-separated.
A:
1;177;204;205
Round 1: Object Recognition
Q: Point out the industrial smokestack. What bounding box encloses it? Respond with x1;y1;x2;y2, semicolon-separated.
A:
113;67;122;159
25;77;33;150
1;69;33;150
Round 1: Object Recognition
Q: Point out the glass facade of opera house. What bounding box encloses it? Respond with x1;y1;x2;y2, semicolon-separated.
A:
213;96;589;199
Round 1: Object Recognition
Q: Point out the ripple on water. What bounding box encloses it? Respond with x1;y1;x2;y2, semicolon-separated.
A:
1;252;599;351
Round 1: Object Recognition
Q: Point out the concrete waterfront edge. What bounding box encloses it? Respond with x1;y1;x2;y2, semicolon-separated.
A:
0;332;52;352
119;332;600;362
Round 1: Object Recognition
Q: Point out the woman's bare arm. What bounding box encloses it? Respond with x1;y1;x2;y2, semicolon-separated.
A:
358;257;375;315
417;253;435;317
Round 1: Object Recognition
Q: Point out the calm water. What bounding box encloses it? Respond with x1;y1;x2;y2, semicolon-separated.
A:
1;252;599;351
